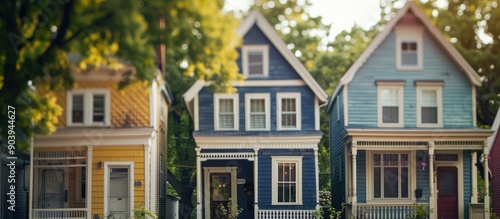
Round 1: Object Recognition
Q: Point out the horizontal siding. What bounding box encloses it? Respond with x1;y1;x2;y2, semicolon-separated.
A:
258;149;316;210
492;138;500;215
357;150;366;203
197;86;320;135
329;88;347;210
463;150;471;219
348;29;474;128
416;150;430;203
91;145;145;217
240;25;301;80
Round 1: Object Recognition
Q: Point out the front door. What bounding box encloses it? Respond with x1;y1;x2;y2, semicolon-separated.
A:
437;167;458;219
108;167;130;219
210;173;232;218
40;169;65;208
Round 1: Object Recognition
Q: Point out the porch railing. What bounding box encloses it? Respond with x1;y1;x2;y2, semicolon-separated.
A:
346;203;429;219
258;209;316;219
32;208;87;219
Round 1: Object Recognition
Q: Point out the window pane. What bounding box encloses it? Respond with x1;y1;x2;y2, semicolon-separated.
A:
278;183;284;202
383;154;399;166
282;98;296;112
401;42;418;66
374;167;381;198
373;154;381;166
281;114;297;128
384;167;399;198
93;95;105;122
401;154;408;166
278;163;284;181
72;95;84;123
401;167;409;198
382;106;399;123
248;51;263;75
290;183;296;202
381;89;398;106
250;99;265;112
290;163;296;181
421;90;437;106
250;99;266;128
250;115;266;129
219;99;234;129
422;107;437;123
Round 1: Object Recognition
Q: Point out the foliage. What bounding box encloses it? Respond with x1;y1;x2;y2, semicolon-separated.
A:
133;204;158;219
417;0;500;126
319;190;332;207
406;202;431;219
213;199;242;219
314;202;345;219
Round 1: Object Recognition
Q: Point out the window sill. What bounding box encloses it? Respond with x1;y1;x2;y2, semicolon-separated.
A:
214;129;239;131
397;66;423;71
277;127;301;131
377;123;404;128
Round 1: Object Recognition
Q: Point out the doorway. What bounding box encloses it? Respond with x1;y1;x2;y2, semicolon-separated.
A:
39;169;66;208
105;163;133;219
437;167;458;219
203;167;237;219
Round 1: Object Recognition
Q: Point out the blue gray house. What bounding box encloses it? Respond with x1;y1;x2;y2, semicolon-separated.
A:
183;9;328;219
326;2;492;219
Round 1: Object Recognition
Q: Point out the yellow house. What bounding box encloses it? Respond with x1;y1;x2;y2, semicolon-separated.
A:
30;67;172;219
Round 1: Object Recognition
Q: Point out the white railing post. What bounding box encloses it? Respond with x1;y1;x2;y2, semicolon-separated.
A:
254;148;259;219
86;146;93;219
484;141;490;219
195;148;202;219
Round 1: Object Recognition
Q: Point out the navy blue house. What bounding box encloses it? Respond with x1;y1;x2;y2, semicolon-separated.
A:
326;2;492;219
183;9;328;219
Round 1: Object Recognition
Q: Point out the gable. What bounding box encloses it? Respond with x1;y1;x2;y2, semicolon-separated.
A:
238;25;301;80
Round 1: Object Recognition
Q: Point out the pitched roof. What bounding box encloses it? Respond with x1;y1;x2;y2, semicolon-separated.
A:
183;9;328;112
327;2;482;112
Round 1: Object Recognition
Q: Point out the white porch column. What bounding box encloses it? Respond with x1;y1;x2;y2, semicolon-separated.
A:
314;148;320;210
351;141;357;204
196;148;202;219
471;151;478;203
428;142;435;219
29;139;34;219
86;146;93;219
484;141;490;219
254;148;259;219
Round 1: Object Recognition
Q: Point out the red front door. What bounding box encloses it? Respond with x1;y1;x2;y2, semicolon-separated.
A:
437;167;458;219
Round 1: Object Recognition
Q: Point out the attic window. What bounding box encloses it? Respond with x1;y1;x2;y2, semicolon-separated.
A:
395;26;423;70
242;45;269;77
67;89;110;126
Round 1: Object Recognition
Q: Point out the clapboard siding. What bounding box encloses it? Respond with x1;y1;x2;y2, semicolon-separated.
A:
240;25;301;80
463;150;471;219
348;30;473;128
492;133;500;215
329;87;347;209
416;150;430;203
357;150;367;203
197;86;319;135
258;149;317;209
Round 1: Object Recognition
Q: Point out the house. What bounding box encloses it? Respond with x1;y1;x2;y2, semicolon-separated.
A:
183;9;328;219
326;2;492;219
488;108;499;215
29;66;172;219
1;145;30;219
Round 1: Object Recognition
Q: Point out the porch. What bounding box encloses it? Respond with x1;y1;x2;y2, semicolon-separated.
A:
346;203;429;219
257;210;316;219
31;148;91;219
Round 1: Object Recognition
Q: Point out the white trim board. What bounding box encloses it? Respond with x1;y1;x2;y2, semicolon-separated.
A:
213;93;239;131
276;92;302;130
34;128;155;147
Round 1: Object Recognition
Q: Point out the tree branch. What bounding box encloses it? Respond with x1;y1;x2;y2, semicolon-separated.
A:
61;12;113;45
167;169;183;194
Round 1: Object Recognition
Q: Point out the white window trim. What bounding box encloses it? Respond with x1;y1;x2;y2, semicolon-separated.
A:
416;84;443;128
242;45;269;77
377;84;404;127
272;156;303;205
366;151;415;204
66;89;110;126
395;26;423;71
75;164;86;202
103;161;134;218
245;93;270;131
214;93;239;131
276;92;301;130
203;167;238;219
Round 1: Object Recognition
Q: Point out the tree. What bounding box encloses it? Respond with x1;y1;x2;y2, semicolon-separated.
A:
417;0;500;126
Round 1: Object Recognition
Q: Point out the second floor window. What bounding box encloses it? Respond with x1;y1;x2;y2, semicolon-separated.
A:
67;90;110;126
245;93;270;130
214;94;239;130
416;82;442;127
277;93;301;130
377;82;404;127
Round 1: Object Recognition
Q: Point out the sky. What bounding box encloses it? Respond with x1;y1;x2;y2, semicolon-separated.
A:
224;0;385;37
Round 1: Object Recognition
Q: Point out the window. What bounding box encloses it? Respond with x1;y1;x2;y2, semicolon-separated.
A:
67;89;110;126
242;45;269;77
214;94;239;130
272;156;302;205
377;82;404;127
245;93;270;130
395;26;423;70
416;82;442;127
277;93;301;130
372;153;409;199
